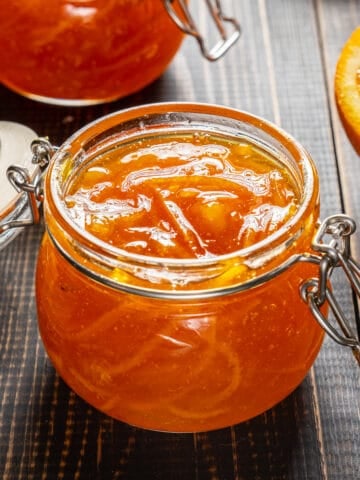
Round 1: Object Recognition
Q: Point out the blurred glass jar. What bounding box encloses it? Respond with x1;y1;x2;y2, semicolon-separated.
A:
0;0;240;106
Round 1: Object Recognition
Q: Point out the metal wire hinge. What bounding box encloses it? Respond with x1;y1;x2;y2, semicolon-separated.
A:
163;0;241;61
301;215;360;366
0;138;55;234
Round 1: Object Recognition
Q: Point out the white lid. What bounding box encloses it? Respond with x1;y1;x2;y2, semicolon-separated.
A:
0;121;38;217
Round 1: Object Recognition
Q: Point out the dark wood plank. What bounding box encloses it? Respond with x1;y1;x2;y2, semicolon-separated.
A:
314;2;360;479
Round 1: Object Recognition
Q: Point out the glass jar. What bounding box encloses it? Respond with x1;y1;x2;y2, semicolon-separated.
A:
0;1;240;106
35;103;323;432
1;103;359;433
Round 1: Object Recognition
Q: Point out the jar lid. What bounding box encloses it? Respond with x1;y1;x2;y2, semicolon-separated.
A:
0;121;38;248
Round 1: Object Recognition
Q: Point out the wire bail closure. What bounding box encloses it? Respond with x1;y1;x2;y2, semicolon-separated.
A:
163;0;241;61
301;215;360;366
0;138;54;234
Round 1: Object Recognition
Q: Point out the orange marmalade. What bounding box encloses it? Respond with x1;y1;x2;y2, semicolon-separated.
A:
0;1;184;104
36;105;324;432
65;135;300;257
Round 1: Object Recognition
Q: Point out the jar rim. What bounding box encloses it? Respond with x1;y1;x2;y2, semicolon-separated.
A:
46;102;318;270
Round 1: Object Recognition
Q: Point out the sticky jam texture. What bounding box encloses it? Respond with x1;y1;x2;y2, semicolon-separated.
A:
65;134;300;258
36;132;323;433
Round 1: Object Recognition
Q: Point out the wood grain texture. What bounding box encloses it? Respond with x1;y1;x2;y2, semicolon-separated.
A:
0;1;359;479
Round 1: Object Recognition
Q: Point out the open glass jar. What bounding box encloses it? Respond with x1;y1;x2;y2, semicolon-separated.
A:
1;103;359;433
0;1;240;105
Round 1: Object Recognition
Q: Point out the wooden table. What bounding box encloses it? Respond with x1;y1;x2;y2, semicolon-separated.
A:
0;1;359;479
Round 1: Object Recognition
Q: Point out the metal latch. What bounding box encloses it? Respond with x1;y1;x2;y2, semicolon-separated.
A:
301;215;360;366
0;138;54;235
163;0;241;61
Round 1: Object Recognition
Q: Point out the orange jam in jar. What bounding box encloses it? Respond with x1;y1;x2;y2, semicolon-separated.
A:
0;1;185;105
36;104;324;432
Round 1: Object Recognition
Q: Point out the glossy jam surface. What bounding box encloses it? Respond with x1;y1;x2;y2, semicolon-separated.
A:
0;1;184;104
65;135;300;258
36;132;324;432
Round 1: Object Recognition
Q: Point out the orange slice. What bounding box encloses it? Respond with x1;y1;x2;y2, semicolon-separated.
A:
335;27;360;154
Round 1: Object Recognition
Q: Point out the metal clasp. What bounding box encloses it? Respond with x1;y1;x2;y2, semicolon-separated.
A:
301;215;360;366
0;138;55;234
163;0;241;61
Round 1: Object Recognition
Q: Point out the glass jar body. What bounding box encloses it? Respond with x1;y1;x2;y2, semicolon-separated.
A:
0;1;184;105
36;237;323;432
35;103;324;432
